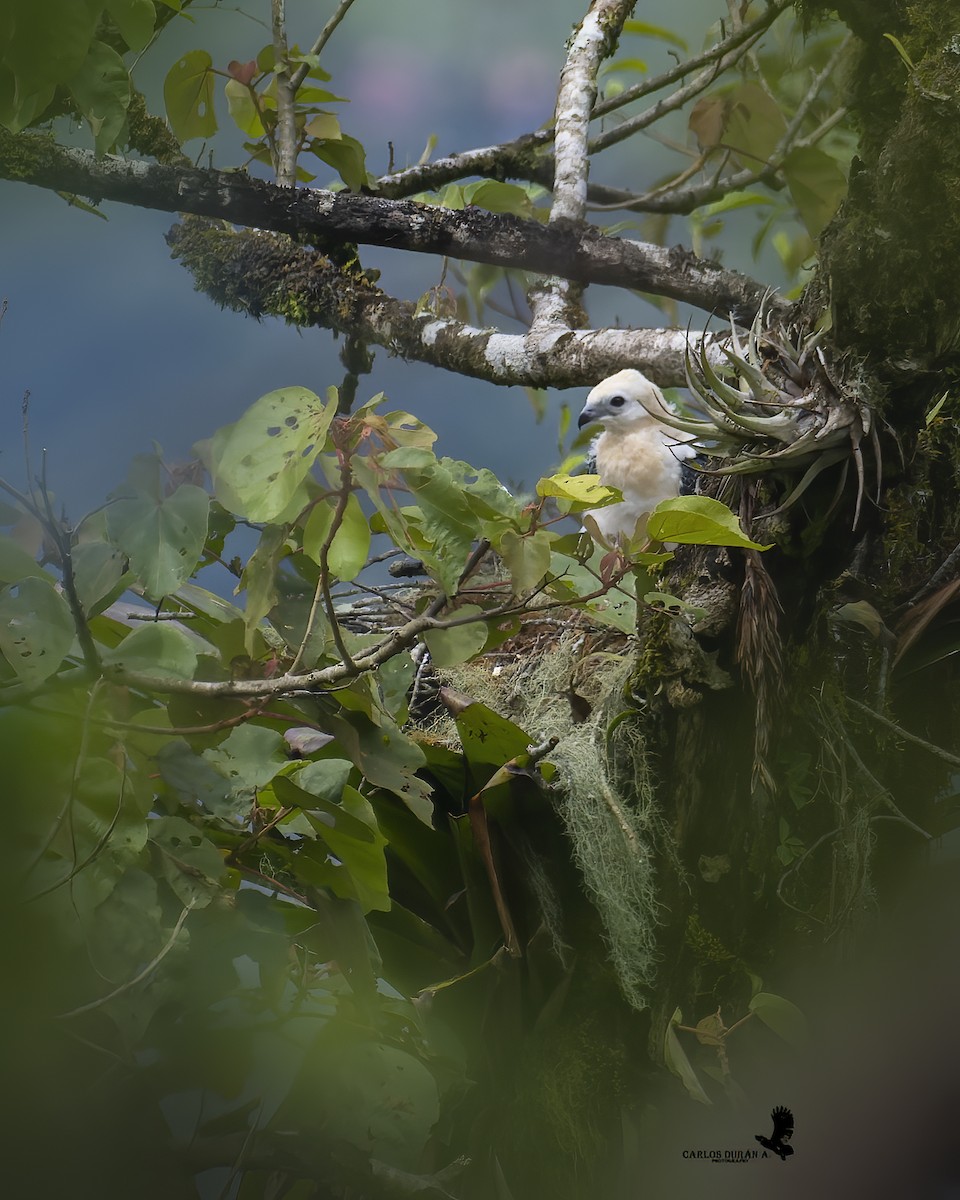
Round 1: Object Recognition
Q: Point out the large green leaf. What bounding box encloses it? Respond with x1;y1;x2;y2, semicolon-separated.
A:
423;605;487;667
646;496;768;550
107;482;209;601
326;710;433;824
784;145;847;238
290;1035;440;1169
302;492;371;582
71;540;127;615
104;622;198;680
280;778;390;912
163;48;217;143
67;38;131;154
0;533;48;583
537;472;619;510
748;991;807;1048
210;386;336;522
0;576;75;683
238;523;290;653
104;0;156;52
149;815;224;907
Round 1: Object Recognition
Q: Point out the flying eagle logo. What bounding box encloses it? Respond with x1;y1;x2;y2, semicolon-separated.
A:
755;1106;795;1160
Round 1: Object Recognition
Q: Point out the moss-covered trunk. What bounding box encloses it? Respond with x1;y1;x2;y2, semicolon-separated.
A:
636;0;960;1075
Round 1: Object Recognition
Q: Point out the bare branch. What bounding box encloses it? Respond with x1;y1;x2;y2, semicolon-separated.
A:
289;0;358;92
374;1;790;202
0;130;775;319
590;33;854;215
589;29;766;155
591;0;791;121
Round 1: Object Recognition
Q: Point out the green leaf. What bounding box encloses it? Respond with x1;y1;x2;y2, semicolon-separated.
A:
454;702;529;784
67;40;131;155
701;190;773;217
282;780;390;912
498;530;552;593
209;386;335;522
310;132;369;191
224;77;264;137
423;606;486;667
107;483;209;601
646;497;769;550
2;0;98;97
293;1036;440;1169
164;49;217;143
149;815;224;907
104;622;198;680
623;20;687;50
748;991;807;1048
104;0;156;52
302;493;370;583
783;145;847;239
723;80;787;168
882;32;915;71
0;576;75;683
326;710;433;824
239;523;290;653
664;1010;712;1104
71;540;127;615
304;112;341;140
462;180;535;218
0;533;47;582
290;757;353;803
537;472;619;509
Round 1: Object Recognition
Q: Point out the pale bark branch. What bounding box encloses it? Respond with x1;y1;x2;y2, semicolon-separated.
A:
164;218;730;388
271;0;298;188
373;1;790;203
531;0;636;333
289;0;358;92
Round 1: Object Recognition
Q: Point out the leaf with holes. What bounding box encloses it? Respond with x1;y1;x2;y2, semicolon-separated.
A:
0;576;75;683
209;386;336;522
149;815;224;907
164;49;217;143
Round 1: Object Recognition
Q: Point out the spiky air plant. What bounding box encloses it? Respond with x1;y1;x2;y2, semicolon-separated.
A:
637;304;877;815
649;302;880;531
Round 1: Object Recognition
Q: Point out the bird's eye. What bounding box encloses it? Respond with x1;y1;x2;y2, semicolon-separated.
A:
609;395;625;408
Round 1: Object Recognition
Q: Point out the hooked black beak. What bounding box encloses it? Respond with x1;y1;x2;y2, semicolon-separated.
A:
577;409;594;430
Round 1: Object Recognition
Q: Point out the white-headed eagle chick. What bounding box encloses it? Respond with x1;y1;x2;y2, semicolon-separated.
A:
577;368;696;545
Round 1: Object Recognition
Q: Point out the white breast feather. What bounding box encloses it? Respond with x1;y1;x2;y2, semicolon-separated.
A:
588;427;693;543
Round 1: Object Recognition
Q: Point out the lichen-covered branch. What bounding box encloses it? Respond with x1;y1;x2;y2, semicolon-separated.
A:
0;129;775;318
531;0;635;334
167;218;727;388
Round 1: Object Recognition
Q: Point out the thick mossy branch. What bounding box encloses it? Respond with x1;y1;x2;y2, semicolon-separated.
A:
0;128;774;320
165;217;727;389
815;2;960;374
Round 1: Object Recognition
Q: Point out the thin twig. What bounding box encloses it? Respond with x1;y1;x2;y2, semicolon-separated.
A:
289;0;358;92
847;697;960;770
56;903;193;1019
289;451;356;674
